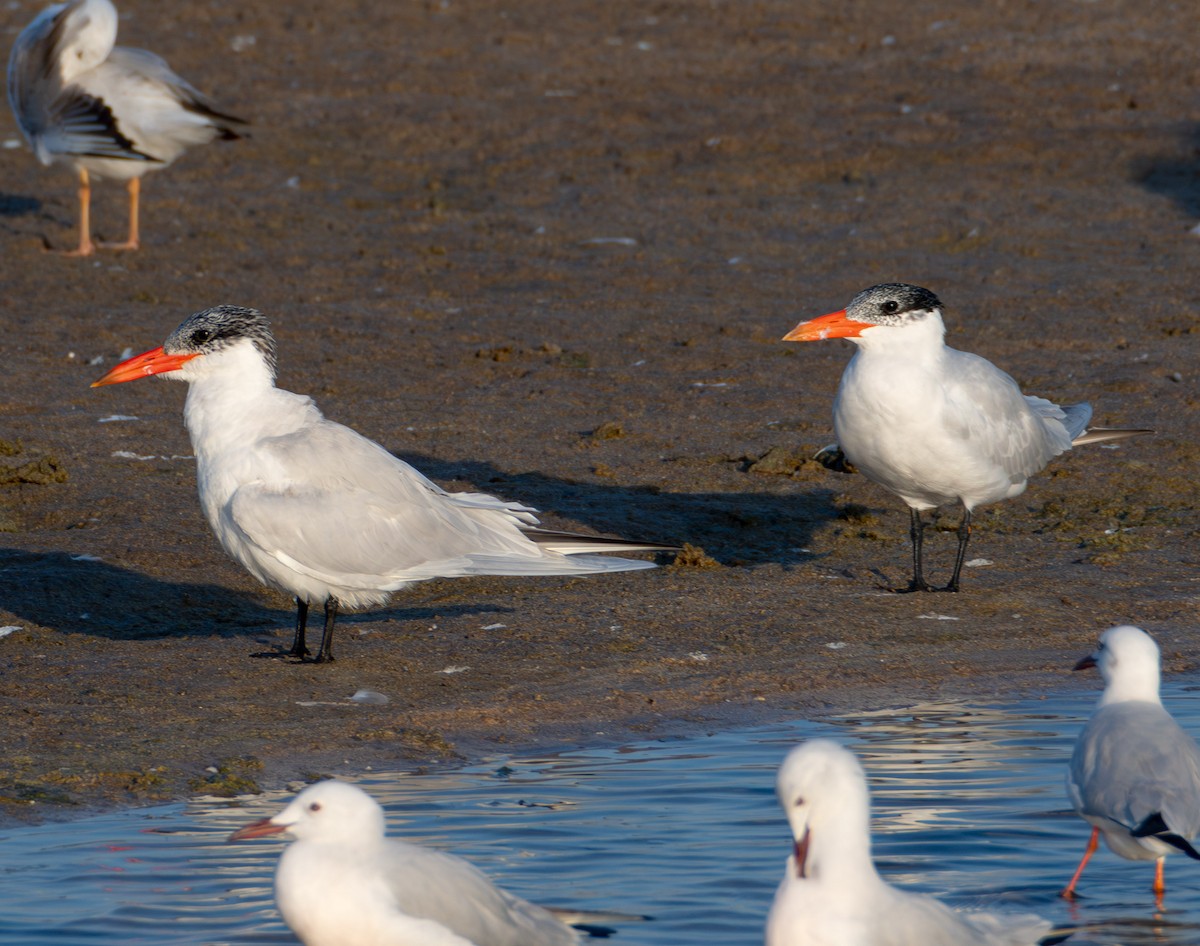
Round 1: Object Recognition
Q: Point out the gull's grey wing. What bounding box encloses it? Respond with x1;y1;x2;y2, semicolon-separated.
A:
34;87;157;160
1070;701;1200;838
101;47;245;128
869;882;1051;946
7;2;65;131
379;840;579;946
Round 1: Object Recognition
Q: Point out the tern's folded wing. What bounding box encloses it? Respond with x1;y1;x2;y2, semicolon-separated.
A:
942;350;1076;480
226;482;532;589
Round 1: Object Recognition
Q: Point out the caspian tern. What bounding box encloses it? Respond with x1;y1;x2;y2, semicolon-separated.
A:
1063;625;1200;903
92;305;673;662
228;780;646;946
783;283;1149;592
7;0;245;256
766;740;1065;946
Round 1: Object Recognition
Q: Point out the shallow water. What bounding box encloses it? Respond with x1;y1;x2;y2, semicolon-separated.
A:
4;684;1200;945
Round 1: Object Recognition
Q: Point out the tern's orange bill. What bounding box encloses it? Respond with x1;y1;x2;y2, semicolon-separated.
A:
91;346;199;387
782;309;871;342
227;817;288;842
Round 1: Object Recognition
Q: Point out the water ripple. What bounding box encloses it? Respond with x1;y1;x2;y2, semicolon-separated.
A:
3;685;1200;944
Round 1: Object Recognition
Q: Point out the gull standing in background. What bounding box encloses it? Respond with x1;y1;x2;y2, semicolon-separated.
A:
1063;625;1200;902
229;780;646;946
765;740;1066;946
7;0;245;256
782;283;1148;592
93;306;674;662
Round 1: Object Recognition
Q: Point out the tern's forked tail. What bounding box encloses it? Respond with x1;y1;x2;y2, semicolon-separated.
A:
1071;426;1154;447
523;527;679;556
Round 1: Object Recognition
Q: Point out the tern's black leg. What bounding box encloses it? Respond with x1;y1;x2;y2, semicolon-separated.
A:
944;507;972;592
895;507;934;593
289;597;310;658
313;596;340;663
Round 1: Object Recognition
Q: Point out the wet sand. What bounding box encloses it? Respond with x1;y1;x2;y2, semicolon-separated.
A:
1;0;1198;822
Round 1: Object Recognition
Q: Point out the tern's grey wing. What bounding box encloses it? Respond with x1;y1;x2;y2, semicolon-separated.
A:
1069;701;1200;838
941;349;1075;481
380;840;579;946
227;482;473;589
258;419;537;526
225;421;565;588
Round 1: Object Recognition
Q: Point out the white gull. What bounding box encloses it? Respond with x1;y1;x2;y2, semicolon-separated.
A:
7;0;244;255
765;739;1065;946
229;780;644;946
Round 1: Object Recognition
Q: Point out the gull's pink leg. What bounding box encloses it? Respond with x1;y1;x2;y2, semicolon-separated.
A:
55;168;95;256
99;177;140;250
1060;826;1099;900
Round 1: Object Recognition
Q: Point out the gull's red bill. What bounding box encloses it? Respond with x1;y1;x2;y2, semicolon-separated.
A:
227;817;288;842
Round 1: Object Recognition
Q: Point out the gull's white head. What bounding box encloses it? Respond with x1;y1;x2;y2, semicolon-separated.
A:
1075;624;1162;706
228;780;387;846
47;0;120;83
776;740;873;882
92;305;278;388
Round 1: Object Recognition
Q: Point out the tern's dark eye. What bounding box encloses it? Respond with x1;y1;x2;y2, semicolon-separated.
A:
191;329;215;345
793;796;805;807
309;802;321;812
881;300;899;314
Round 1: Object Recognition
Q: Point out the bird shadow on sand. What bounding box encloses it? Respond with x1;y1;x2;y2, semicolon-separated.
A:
1134;126;1200;219
397;452;843;567
0;455;843;641
0;548;511;643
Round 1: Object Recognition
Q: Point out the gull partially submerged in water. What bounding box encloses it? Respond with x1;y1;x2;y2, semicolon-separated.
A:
7;0;245;255
229;780;647;946
766;739;1067;946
